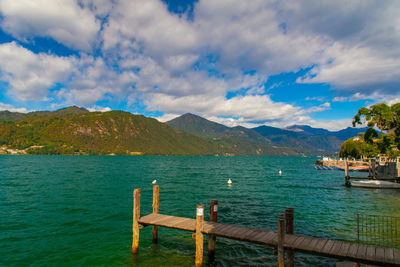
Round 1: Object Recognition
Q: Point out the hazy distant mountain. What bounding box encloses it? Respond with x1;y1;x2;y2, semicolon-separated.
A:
167;113;296;156
168;113;366;156
253;125;366;155
284;124;367;140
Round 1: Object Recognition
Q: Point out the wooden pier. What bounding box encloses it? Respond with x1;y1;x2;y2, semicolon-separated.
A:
132;186;400;266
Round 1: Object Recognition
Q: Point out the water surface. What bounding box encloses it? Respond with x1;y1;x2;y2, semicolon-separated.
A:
1;156;400;266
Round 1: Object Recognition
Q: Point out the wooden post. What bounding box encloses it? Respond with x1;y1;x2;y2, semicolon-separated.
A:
368;159;373;178
132;188;141;254
195;204;204;267
344;158;350;186
285;207;294;267
372;158;376;179
277;213;285;267
208;200;218;259
152;185;159;243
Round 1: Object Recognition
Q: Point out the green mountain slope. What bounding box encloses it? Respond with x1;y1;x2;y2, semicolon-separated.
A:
0;106;89;122
0;108;293;155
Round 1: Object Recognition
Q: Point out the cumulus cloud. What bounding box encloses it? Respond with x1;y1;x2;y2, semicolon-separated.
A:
0;0;100;51
0;102;29;112
0;0;399;130
0;42;75;101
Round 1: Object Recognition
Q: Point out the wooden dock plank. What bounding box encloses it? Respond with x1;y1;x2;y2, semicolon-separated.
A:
365;245;376;261
338;242;351;257
385;247;394;264
252;230;272;243
297;236;315;251
375;247;385;262
355;243;367;259
328;241;343;256
320;239;335;255
260;231;276;245
313;239;328;253
138;213;399;266
393;248;400;264
346;243;359;258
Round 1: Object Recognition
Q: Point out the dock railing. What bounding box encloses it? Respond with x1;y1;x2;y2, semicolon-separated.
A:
356;213;400;248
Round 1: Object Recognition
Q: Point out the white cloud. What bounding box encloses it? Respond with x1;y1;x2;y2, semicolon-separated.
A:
0;102;29;113
0;0;100;51
0;0;399;130
0;42;75;101
58;56;137;105
87;106;112;112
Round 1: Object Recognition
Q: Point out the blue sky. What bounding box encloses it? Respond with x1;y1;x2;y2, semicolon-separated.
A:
0;0;399;130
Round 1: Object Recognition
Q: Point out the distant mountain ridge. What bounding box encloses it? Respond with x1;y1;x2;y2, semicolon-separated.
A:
0;107;366;156
167;113;366;156
0;107;293;156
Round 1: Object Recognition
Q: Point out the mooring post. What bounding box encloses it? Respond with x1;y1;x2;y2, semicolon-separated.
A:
278;213;285;267
152;185;159;243
208;200;218;259
372;158;376;179
344;158;350;186
195;204;204;267
132;188;141;254
285;207;294;267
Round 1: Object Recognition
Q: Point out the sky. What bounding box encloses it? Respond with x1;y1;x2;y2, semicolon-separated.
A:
0;0;399;130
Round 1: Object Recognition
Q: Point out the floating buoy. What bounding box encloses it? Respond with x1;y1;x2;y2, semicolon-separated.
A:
227;179;232;185
152;180;157;184
279;170;282;176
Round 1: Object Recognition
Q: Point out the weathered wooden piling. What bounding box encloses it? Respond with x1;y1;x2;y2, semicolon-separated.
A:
344;158;350;186
372;158;376;179
152;185;159;243
195;205;205;267
208;200;218;259
132;188;141;254
277;213;285;267
285;207;294;267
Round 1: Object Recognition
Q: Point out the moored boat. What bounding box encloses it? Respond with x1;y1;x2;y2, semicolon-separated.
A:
351;180;400;189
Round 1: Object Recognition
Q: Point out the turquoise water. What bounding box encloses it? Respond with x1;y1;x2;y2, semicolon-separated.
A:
1;156;400;266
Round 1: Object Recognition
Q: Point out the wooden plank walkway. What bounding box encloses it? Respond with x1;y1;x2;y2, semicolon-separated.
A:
139;213;400;266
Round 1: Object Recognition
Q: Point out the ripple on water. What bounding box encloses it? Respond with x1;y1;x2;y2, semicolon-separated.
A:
2;155;400;266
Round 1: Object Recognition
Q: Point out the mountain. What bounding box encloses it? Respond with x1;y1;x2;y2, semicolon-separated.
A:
167;113;296;156
167;113;270;143
284;124;367;140
0;107;292;156
253;125;366;155
167;113;366;156
0;106;89;122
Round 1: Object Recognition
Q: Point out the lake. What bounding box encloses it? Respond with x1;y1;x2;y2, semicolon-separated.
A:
1;155;400;266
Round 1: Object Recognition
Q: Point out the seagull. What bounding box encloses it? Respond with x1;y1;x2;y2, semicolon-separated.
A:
152;180;157;184
227;179;232;185
279;170;282;176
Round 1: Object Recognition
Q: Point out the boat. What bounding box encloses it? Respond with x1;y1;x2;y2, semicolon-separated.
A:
314;165;369;172
351;180;400;189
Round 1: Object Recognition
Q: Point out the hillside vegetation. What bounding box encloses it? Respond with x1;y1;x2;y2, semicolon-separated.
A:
0;108;292;155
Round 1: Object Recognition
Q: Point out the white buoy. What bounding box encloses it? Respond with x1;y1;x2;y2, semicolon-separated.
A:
227;178;232;185
152;180;157;184
279;170;282;176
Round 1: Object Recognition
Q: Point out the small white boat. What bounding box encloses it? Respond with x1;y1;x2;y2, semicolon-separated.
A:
279;170;282;176
351;180;400;189
227;179;232;185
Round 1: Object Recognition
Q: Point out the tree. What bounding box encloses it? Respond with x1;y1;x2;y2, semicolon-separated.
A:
364;128;378;144
353;103;394;132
